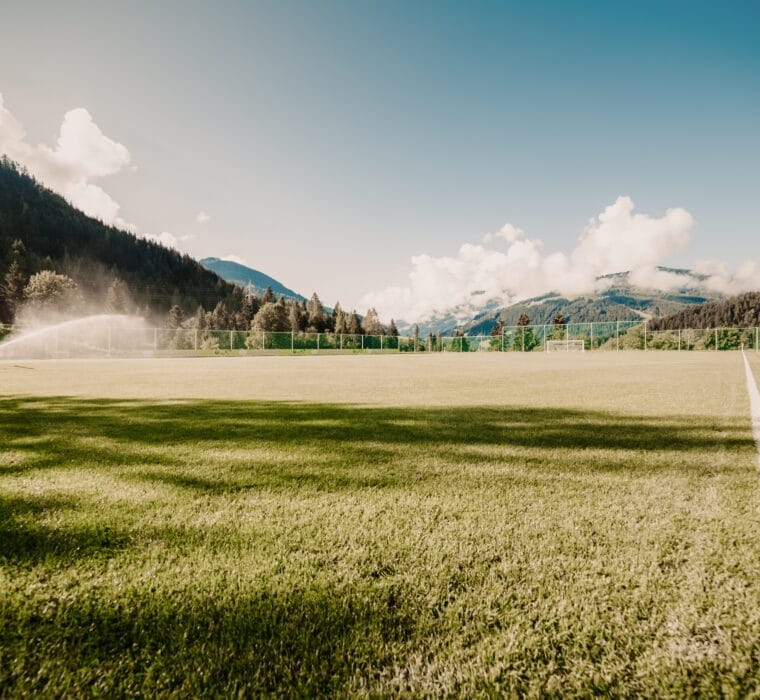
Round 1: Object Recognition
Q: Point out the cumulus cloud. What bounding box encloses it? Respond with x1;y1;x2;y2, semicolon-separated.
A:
0;93;135;230
361;196;758;323
483;223;524;244
221;254;247;265
142;231;195;251
196;210;210;224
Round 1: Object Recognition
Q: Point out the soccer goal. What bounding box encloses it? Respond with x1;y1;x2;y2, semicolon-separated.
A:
545;339;585;353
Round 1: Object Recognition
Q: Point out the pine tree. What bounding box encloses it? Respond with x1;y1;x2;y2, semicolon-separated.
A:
387;319;399;337
362;307;384;335
331;301;343;325
194;305;206;330
288;300;304;332
2;239;29;321
511;313;535;351
306;293;328;332
347;311;363;335
209;300;229;329
262;286;277;304
333;302;348;334
550;311;567;341
167;304;185;329
490;316;504;350
104;278;130;314
240;288;260;327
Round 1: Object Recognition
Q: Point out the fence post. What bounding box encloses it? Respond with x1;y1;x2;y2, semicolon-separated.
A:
644;321;648;351
263;331;267;350
460;336;463;352
291;331;294;353
715;328;718;351
229;330;233;350
501;330;505;353
361;335;364;350
380;335;384;350
340;333;343;351
678;328;681;351
317;333;320;352
194;329;198;352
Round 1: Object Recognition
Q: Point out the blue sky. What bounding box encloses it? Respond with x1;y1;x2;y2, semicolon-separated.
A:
0;0;758;315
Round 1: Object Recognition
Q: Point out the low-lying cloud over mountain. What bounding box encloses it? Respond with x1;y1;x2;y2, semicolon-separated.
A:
361;196;759;323
0;92;135;232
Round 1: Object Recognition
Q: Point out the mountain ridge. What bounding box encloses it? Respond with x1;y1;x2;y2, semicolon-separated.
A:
398;267;722;336
200;257;305;301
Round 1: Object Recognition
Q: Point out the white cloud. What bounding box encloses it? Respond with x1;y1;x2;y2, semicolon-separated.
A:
0;93;135;230
361;196;759;323
693;259;760;295
221;254;247;265
142;231;194;251
196;210;210;224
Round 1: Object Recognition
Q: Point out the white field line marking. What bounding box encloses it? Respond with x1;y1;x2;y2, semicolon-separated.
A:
742;351;760;471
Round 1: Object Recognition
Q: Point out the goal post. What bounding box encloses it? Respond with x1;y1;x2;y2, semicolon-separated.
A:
545;339;585;353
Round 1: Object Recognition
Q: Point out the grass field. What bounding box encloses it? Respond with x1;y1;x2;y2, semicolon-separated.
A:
2;353;760;696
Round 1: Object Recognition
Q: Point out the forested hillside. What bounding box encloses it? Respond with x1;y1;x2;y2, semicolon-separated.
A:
0;157;237;323
0;158;395;335
649;292;760;330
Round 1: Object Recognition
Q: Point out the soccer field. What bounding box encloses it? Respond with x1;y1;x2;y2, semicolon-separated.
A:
2;353;760;695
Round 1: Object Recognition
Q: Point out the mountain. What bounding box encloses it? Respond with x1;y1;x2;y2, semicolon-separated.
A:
200;257;305;301
649;292;760;330
401;268;722;336
0;157;236;322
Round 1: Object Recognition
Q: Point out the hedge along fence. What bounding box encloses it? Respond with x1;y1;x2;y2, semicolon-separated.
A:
2;322;760;359
151;330;402;354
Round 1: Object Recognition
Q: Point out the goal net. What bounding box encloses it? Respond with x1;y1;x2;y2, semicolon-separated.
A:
545;339;585;353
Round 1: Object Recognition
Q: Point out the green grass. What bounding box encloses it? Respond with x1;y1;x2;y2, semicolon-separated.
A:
1;354;760;696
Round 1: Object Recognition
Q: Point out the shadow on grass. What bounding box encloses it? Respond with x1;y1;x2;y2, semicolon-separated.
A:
0;396;752;484
1;397;758;695
0;581;416;696
0;492;200;565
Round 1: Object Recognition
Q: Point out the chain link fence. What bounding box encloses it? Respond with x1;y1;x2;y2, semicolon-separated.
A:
1;322;759;359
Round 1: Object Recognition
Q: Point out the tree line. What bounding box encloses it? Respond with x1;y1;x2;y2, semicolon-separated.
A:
648;292;760;331
166;289;399;336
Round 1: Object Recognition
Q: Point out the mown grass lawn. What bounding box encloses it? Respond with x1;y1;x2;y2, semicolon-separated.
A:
1;353;759;696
